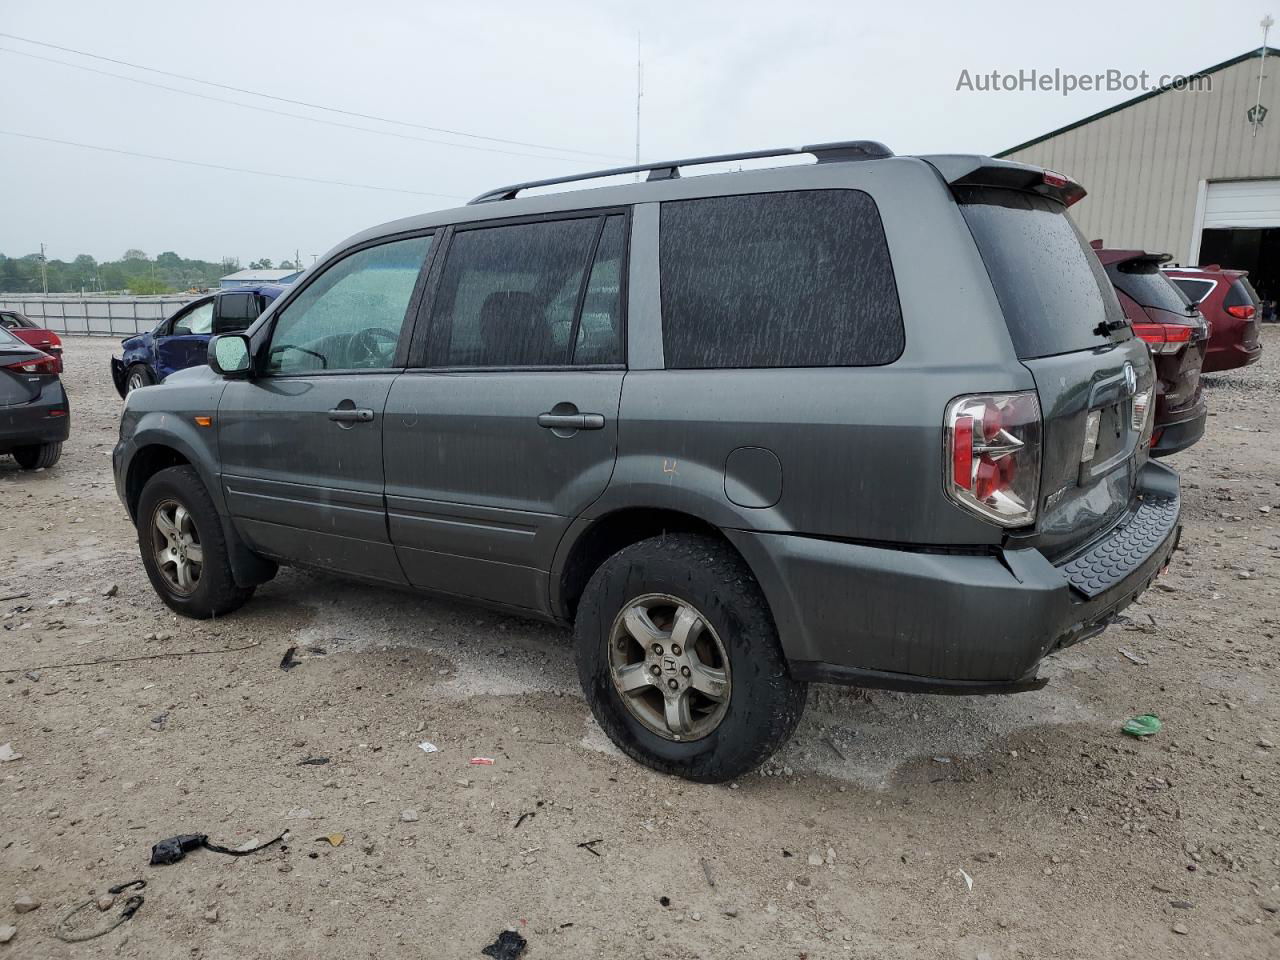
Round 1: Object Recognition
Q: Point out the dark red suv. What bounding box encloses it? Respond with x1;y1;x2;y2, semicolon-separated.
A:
1093;244;1208;457
1163;266;1263;373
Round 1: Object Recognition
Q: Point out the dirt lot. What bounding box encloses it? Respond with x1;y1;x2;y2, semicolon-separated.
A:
2;333;1278;959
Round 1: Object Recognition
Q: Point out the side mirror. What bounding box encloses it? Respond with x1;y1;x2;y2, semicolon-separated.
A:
208;334;253;378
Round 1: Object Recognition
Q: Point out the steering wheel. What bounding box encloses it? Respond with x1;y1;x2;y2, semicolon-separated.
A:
351;326;399;366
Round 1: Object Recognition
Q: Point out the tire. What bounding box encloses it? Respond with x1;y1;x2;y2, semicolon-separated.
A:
137;465;254;619
575;534;807;782
125;364;156;393
12;442;62;470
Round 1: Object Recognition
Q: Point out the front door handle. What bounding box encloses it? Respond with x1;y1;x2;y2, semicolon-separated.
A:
537;412;605;430
328;407;375;423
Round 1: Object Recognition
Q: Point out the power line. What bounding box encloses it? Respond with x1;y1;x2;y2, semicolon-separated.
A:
0;46;601;166
0;129;466;199
0;31;625;161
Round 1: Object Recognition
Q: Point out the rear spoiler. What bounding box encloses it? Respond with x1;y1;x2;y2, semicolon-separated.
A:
922;155;1087;207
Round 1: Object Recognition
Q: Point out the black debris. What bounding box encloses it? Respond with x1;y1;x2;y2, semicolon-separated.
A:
279;646;299;671
577;839;603;857
298;757;330;766
150;831;287;866
481;930;527;960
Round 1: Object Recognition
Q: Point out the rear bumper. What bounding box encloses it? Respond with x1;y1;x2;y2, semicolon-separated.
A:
1150;399;1206;457
728;460;1181;692
0;383;71;451
1204;339;1262;373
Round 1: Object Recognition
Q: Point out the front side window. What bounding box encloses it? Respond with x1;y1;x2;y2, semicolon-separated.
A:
267;235;431;374
659;190;904;369
425;215;624;367
172;302;214;336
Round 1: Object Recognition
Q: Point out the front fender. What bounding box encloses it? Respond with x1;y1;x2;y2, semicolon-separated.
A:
120;413;225;516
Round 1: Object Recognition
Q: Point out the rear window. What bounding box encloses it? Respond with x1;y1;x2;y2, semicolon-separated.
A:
958;188;1127;359
1106;260;1191;314
659;190;903;369
1226;277;1259;309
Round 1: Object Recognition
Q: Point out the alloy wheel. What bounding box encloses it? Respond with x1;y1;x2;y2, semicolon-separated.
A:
607;593;731;741
151;498;203;595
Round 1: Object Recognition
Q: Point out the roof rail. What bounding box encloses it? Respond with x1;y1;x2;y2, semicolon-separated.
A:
467;140;893;204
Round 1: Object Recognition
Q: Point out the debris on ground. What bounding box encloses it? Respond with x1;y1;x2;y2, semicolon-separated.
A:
1122;714;1163;738
481;929;527;960
14;894;40;913
577;839;603;856
957;868;974;891
150;831;286;866
1118;648;1150;666
279;645;327;671
400;809;419;822
0;742;22;762
469;757;495;765
316;833;344;847
55;882;145;944
514;812;535;829
298;756;330;765
417;741;439;754
102;583;118;598
700;857;716;887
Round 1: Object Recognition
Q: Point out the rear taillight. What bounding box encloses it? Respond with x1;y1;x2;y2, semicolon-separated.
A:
1131;322;1192;355
945;392;1041;527
1132;387;1154;433
1225;304;1256;320
4;354;59;375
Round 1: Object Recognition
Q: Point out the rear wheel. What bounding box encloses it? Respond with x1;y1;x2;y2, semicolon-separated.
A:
12;442;62;470
575;534;807;782
125;364;155;393
137;465;254;618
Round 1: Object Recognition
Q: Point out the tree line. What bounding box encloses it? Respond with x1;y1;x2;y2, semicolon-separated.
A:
0;251;299;295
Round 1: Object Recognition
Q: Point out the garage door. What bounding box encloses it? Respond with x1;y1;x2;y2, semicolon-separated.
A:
1204;179;1280;229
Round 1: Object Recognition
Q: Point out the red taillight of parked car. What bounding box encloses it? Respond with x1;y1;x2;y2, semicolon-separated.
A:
945;392;1041;527
1130;322;1192;355
1225;304;1256;320
4;354;60;375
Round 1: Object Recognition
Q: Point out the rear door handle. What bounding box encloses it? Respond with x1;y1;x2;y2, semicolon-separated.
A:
537;412;605;430
328;407;375;423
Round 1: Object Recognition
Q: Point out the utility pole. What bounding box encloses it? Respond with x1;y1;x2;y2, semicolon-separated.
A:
1255;15;1274;138
38;242;48;295
635;32;642;180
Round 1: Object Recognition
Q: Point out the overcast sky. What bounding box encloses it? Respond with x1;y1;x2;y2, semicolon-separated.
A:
0;0;1270;264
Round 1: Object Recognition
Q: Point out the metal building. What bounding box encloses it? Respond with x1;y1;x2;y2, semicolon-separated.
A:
998;46;1280;306
219;268;301;289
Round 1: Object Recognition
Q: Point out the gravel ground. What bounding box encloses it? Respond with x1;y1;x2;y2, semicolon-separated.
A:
1;333;1278;959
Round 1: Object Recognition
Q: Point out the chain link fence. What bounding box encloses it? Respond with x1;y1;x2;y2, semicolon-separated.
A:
0;294;202;337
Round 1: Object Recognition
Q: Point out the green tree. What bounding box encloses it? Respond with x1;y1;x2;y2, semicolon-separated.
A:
123;248;147;261
248;258;274;270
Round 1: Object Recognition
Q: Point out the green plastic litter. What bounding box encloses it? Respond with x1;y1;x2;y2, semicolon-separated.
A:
1122;714;1162;737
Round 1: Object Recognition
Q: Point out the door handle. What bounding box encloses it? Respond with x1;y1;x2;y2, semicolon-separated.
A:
328;407;375;423
537;412;605;430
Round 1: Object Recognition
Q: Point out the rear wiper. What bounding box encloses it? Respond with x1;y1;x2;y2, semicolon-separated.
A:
1093;318;1128;337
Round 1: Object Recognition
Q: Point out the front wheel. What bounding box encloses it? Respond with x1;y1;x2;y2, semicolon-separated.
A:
574;534;807;782
137;465;254;618
125;364;155;393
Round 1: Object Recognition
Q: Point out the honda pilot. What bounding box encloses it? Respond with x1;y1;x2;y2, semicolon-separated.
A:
113;142;1182;782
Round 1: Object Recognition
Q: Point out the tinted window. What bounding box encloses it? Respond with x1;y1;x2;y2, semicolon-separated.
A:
959;188;1128;359
575;215;626;364
659;191;902;368
1226;277;1259;308
1;313;33;329
267;235;431;374
1169;277;1215;303
1106;261;1191;313
426;217;600;367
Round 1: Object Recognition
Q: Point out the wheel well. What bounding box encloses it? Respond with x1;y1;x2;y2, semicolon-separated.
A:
126;445;190;518
558;508;735;621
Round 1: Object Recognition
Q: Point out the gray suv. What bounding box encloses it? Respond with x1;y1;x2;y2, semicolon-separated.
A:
113;141;1181;782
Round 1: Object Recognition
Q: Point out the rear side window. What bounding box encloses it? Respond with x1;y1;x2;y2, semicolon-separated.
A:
1169;277;1215;303
1106;261;1191;314
426;215;624;367
959;188;1127;359
659;190;903;369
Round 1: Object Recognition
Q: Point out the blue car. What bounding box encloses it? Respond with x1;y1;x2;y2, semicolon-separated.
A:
111;285;285;397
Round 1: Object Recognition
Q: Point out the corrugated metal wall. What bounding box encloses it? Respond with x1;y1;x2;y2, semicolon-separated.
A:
1001;53;1280;263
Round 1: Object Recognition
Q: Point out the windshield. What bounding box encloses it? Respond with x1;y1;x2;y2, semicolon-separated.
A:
1107;261;1193;314
958;187;1129;359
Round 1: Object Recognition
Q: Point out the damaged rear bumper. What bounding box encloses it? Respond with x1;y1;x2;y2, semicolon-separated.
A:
728;460;1181;694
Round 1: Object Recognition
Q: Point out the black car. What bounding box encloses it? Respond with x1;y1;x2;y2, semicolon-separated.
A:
0;324;69;470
